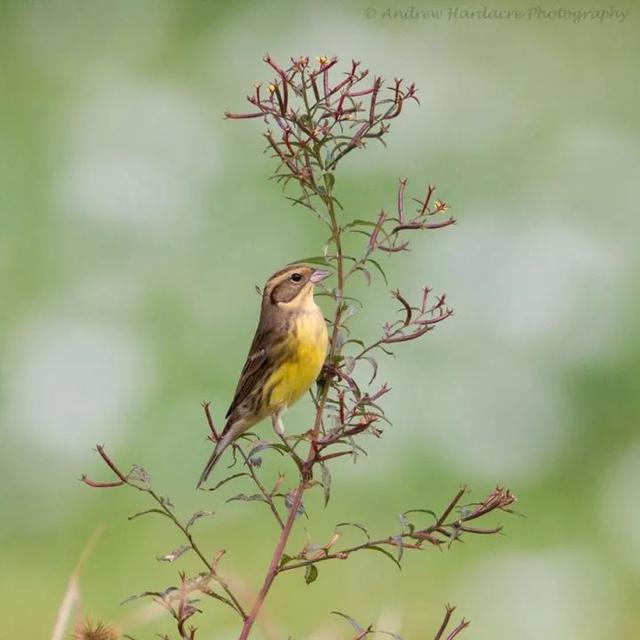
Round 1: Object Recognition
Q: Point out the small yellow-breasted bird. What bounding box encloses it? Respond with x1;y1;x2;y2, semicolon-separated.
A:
197;264;330;487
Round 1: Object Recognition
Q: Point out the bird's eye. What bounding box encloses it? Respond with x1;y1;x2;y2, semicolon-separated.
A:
290;272;303;283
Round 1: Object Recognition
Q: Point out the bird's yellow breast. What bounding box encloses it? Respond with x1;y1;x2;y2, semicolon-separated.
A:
264;309;328;410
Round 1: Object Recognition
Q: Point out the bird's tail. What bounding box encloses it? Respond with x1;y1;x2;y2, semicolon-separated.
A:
196;433;233;488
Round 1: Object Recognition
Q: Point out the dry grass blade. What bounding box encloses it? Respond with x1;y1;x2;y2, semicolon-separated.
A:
50;526;105;640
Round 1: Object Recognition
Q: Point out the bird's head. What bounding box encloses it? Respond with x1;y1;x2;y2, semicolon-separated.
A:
263;264;331;310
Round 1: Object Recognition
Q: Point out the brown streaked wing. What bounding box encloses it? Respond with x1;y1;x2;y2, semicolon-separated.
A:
222;325;282;431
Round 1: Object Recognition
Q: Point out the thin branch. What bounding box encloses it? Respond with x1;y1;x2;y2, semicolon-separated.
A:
235;445;286;529
278;486;515;574
82;446;247;621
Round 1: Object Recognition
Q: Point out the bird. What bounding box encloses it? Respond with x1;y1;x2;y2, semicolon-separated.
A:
197;263;330;487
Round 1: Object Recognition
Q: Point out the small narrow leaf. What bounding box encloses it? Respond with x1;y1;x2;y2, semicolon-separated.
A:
186;510;215;530
321;464;331;507
122;590;164;605
323;173;335;191
331;611;364;633
280;553;294;568
362;356;379;383
398;513;414;534
156;545;191;563
304;564;319;584
285;196;315;211
248;441;287;458
356;265;372;286
335;522;371;542
342;303;360;321
343;355;356;375
203;472;249;492
159;496;174;509
127;465;151;489
284;491;306;519
392;534;405;563
402;508;438;523
128;508;168;522
346;219;378;228
366;545;402;570
226;493;268;504
366;258;389;285
289;256;332;267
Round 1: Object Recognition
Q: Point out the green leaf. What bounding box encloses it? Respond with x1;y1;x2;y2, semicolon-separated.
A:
331;611;364;633
280;553;294;568
350;229;375;239
402;508;438;523
247;441;287;458
321;463;331;507
127;465;151;489
355;265;372;286
398;514;415;538
392;534;405;563
202;472;249;492
226;493;268;504
284;491;306;519
366;545;402;570
285;196;315;211
288;255;333;267
128;508;169;522
185;509;215;530
156;544;191;563
304;564;319;584
366;258;389;285
323;172;335;191
122;589;167;605
346;218;378;228
361;356;379;384
343;355;356;375
342;303;360;320
335;522;370;542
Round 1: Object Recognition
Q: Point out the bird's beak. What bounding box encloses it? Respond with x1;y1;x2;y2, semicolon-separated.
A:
310;269;331;284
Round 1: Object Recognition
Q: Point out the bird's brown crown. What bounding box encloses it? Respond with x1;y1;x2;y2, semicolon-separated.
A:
264;264;317;305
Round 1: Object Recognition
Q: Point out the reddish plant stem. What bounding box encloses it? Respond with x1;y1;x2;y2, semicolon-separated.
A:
232;58;465;640
433;606;455;640
237;480;305;640
238;150;345;640
276;486;513;575
80;476;124;488
83;444;246;620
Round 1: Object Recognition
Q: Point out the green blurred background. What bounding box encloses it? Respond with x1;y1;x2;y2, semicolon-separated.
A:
1;0;638;637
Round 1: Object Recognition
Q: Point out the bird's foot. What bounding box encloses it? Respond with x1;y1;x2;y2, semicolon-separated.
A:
272;411;285;436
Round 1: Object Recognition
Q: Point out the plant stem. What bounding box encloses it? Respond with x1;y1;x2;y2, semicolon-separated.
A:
145;487;247;619
237;479;305;640
237;175;345;640
236;445;286;529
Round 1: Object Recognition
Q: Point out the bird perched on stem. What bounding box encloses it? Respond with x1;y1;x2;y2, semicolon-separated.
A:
197;264;330;487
